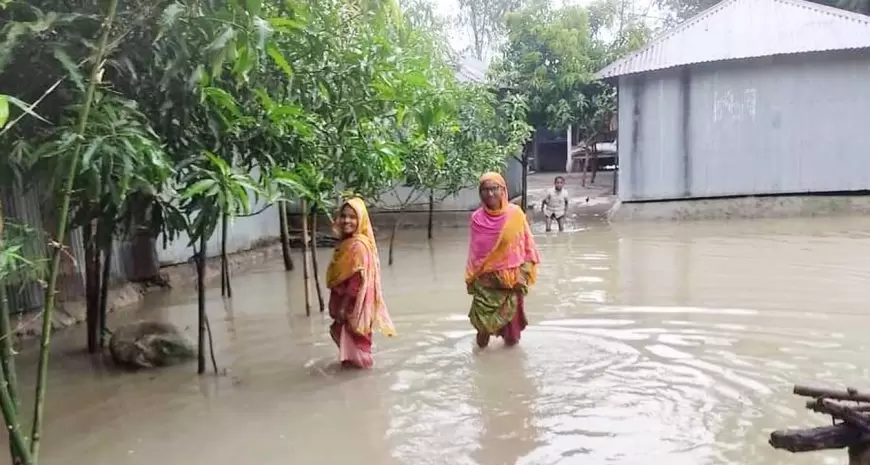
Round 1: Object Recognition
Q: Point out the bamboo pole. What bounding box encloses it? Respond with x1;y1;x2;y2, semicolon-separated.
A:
309;210;325;313
300;200;312;316
0;201;26;465
30;0;119;458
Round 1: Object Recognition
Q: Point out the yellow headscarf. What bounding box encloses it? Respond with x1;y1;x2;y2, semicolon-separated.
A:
326;197;377;288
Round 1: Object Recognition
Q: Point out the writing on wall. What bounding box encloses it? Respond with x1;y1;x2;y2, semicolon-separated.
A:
713;88;758;123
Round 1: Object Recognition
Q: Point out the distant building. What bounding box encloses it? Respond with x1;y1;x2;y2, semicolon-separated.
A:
596;0;870;221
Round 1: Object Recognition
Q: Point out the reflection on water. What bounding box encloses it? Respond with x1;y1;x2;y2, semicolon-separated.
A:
4;216;870;465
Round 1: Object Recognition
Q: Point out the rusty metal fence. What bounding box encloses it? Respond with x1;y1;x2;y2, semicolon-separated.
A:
1;187;130;314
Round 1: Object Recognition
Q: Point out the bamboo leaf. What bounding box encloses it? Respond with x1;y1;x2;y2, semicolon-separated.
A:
6;95;49;124
0;95;8;129
52;47;86;92
266;44;294;77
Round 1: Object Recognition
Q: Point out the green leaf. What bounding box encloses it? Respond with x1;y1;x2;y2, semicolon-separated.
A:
268;17;304;31
245;0;262;15
266;44;294;77
202;87;241;116
207;27;237;53
80;136;104;168
183;179;217;198
53;47;85;92
0;95;8;129
5;95;49;125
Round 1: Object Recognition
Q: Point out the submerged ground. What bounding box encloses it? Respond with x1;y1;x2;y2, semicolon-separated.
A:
3;185;870;465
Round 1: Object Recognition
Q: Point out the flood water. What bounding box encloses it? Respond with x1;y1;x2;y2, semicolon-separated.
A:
4;215;870;465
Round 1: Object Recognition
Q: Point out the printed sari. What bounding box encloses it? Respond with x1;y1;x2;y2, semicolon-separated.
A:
326;197;396;368
466;172;541;348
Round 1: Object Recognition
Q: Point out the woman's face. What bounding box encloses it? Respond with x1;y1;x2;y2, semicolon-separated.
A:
338;204;359;237
479;181;502;210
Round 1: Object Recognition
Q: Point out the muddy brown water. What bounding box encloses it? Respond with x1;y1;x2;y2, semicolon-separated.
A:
3;215;870;465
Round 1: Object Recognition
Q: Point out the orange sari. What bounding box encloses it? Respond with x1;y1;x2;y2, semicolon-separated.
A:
326;198;396;368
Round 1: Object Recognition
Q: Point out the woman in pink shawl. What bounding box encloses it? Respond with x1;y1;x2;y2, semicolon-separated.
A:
466;172;541;349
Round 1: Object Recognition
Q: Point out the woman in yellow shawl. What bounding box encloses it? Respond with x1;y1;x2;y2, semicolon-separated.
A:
326;197;396;369
466;172;541;349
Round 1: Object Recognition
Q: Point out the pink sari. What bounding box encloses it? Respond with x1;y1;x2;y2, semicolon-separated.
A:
466;173;540;346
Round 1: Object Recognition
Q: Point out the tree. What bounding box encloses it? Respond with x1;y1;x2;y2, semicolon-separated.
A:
457;0;527;60
490;0;651;187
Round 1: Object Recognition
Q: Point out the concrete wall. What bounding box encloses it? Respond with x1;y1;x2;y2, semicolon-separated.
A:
155;155;523;265
617;50;870;202
374;154;523;210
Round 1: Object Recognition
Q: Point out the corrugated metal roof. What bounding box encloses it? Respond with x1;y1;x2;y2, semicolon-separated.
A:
454;56;488;83
595;0;870;80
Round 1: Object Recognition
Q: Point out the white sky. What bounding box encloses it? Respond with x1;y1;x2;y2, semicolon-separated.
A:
429;0;665;62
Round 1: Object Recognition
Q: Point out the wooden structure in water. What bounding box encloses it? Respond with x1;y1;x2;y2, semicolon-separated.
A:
770;385;870;465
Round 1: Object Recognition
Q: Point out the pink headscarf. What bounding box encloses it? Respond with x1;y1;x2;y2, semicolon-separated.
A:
465;173;540;286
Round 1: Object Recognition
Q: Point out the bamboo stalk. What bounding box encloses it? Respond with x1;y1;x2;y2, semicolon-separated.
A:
0;202;18;413
0;361;30;465
300;200;312;317
807;400;870;415
794;385;870;403
819;399;870;433
30;1;119;458
0;202;25;464
196;235;206;374
0;286;18;411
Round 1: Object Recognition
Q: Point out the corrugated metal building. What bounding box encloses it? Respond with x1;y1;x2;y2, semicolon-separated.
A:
596;0;870;203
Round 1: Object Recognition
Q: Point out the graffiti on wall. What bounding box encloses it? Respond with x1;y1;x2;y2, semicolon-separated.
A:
713;88;758;123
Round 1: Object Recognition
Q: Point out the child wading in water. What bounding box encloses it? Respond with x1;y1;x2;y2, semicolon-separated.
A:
541;176;569;232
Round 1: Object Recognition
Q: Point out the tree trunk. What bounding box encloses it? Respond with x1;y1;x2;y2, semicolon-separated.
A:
300;200;312;317
388;216;401;266
521;149;529;212
590;148;599;184
84;220;101;354
97;239;111;348
220;212;232;298
310;211;325;313
532;129;539;172
196;235;207;375
427;191;434;240
278;201;294;271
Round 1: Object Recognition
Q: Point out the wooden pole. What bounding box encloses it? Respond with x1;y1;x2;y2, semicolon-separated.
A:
300;200;312;317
